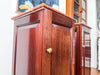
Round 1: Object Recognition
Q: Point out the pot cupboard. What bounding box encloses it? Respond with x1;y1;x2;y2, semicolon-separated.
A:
75;23;91;75
12;4;75;75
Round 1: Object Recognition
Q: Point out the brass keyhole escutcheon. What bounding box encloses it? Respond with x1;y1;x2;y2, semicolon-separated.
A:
47;48;52;54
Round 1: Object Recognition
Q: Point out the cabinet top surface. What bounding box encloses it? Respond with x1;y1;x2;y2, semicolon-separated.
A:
11;3;75;21
75;23;92;29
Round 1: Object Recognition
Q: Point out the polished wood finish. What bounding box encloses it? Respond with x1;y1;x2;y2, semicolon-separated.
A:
52;25;71;75
66;0;87;24
12;4;75;75
75;23;91;75
12;3;75;21
16;25;36;75
66;0;74;17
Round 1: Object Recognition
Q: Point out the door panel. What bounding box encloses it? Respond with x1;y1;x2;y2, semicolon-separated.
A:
82;31;91;75
84;32;91;75
15;24;37;75
52;25;71;75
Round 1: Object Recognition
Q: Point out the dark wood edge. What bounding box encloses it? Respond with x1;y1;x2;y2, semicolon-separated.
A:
12;24;18;75
75;22;92;29
11;3;75;21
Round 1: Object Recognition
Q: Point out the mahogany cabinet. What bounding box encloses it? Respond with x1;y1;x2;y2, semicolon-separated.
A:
75;23;91;75
12;4;75;75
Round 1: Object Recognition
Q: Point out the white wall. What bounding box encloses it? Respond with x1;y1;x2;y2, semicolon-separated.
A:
0;0;17;75
87;0;97;68
59;0;66;14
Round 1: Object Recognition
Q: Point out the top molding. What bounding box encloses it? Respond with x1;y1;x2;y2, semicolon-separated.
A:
75;22;92;29
11;3;75;21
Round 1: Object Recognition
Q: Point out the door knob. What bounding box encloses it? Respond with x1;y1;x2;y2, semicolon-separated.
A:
47;48;52;54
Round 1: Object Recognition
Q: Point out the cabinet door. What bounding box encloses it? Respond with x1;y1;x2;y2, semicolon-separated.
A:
15;24;42;75
52;24;71;75
82;29;91;75
84;32;91;75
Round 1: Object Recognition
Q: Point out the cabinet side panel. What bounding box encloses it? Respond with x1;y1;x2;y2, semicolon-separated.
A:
15;24;37;75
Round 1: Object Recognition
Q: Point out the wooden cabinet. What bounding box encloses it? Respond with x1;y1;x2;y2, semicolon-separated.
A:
66;0;87;24
75;23;91;75
12;4;75;75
